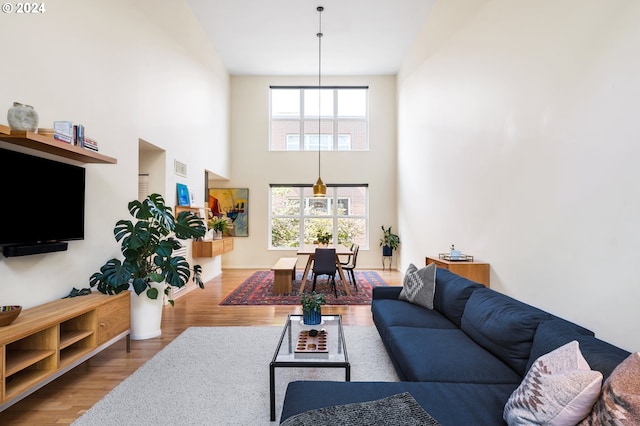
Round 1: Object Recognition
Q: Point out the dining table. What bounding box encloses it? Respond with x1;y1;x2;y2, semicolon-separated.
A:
296;244;353;296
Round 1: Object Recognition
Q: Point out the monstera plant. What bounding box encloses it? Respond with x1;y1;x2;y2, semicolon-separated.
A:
90;193;206;305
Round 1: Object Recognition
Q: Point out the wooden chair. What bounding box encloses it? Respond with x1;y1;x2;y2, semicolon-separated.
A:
341;244;359;290
311;248;338;297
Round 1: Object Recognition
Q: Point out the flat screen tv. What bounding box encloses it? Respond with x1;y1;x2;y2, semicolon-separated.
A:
0;147;85;256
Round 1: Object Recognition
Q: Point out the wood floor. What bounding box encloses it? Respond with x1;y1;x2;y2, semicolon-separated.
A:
0;268;403;425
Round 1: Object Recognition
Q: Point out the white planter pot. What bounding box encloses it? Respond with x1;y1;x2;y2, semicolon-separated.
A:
212;230;223;240
130;282;165;340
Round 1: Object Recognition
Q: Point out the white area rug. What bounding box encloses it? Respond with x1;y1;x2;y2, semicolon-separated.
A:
73;326;399;425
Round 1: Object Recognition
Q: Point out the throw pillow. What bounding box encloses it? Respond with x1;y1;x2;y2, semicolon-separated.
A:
579;352;640;425
398;263;436;310
280;392;440;426
503;340;603;426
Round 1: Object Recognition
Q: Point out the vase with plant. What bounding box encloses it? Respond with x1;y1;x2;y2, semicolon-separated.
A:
315;230;332;246
89;193;206;340
380;225;400;256
208;215;230;240
301;291;326;325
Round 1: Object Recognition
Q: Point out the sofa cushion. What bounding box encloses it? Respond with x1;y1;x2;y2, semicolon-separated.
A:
385;326;522;384
398;263;436;310
372;299;457;339
281;381;517;426
579;352;640;425
503;341;602;426
432;268;484;327
461;288;553;376
527;319;630;381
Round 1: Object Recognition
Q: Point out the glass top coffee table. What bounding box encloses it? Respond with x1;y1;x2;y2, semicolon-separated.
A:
269;314;350;421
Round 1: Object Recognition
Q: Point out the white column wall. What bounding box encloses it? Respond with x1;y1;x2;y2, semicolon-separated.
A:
0;0;229;307
397;0;640;350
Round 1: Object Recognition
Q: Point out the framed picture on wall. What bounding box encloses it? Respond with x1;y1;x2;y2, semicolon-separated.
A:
208;188;249;237
176;183;190;206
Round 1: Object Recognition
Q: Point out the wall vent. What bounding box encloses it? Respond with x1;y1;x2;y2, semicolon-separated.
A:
174;160;187;177
138;173;150;201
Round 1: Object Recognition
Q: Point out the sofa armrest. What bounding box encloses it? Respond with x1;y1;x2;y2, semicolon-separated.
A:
372;286;402;300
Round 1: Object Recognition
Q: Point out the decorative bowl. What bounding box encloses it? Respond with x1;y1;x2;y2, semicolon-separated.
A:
0;305;22;326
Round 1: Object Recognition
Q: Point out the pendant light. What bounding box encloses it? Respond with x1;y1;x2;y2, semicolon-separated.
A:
312;5;327;198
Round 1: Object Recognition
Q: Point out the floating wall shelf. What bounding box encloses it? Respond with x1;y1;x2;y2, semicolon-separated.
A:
0;124;117;164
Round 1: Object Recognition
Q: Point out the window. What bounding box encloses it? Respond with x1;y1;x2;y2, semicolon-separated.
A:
270;86;368;151
270;185;368;249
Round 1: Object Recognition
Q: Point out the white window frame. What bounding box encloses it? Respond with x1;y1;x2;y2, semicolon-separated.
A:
269;86;368;151
269;185;369;249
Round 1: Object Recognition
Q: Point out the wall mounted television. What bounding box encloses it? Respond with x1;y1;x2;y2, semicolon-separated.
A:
0;147;85;256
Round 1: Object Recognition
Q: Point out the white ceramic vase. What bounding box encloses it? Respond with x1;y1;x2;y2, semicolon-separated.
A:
130;282;165;340
7;102;38;132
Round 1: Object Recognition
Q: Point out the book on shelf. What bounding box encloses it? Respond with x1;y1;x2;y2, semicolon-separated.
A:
53;133;73;144
73;124;84;146
82;136;99;151
54;121;74;145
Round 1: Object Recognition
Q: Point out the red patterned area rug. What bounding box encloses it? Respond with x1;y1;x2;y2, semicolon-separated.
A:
219;270;390;306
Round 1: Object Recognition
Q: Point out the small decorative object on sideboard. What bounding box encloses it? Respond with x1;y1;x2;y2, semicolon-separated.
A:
208;215;231;240
0;305;22;327
7;102;38;131
438;246;474;262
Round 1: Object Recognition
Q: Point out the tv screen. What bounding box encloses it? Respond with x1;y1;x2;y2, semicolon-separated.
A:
0;147;85;247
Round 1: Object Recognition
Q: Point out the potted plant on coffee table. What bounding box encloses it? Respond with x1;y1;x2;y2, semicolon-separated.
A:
301;291;326;325
89;193;206;340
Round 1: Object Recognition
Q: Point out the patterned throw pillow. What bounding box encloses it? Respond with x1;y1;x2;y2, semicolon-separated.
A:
398;263;436;310
503;340;603;426
579;352;640;425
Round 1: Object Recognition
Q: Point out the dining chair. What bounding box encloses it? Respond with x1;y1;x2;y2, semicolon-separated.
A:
311;248;338;297
339;243;355;266
342;244;359;290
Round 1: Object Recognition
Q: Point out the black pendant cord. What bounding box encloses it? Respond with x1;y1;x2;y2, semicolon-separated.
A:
317;6;323;180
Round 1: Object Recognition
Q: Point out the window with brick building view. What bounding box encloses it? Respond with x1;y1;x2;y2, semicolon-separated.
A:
270;185;368;249
270;86;368;151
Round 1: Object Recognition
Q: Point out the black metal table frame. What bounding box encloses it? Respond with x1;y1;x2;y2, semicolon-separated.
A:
269;314;350;421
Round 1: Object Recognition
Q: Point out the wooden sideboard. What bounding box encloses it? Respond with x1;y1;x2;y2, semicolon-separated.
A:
0;292;130;411
425;256;490;287
192;237;233;257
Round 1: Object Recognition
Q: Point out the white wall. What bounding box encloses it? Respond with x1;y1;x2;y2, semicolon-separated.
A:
0;0;229;307
218;75;397;269
397;0;640;350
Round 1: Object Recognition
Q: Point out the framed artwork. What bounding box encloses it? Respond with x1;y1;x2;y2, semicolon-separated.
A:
176;183;190;206
208;188;248;237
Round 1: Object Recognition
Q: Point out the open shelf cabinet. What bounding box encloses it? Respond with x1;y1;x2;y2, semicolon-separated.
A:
0;292;130;411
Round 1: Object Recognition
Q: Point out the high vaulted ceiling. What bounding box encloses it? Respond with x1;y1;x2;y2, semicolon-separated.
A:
186;0;435;76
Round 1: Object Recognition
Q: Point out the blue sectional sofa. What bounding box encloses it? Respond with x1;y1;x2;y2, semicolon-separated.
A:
280;268;631;425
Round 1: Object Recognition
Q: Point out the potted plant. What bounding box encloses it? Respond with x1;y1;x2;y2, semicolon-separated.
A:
89;193;206;340
207;215;230;240
301;291;325;325
315;230;332;246
380;225;400;256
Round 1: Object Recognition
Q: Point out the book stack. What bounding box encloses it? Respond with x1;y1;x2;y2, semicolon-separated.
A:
82;136;99;151
52;121;99;151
